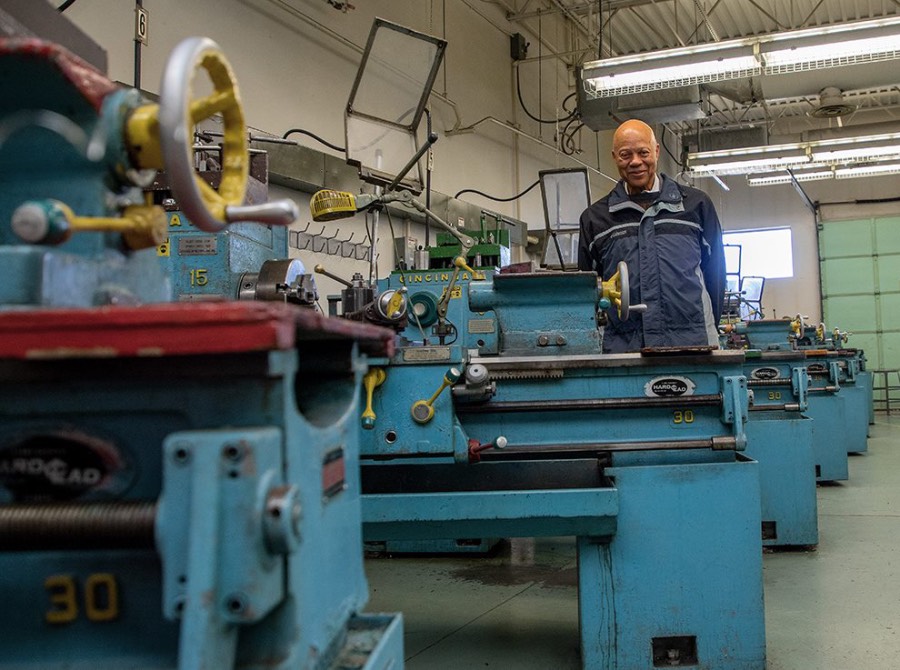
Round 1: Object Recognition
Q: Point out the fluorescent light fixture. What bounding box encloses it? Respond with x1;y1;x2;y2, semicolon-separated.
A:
810;133;900;163
691;156;811;175
747;169;835;187
582;42;760;98
584;53;758;98
763;35;900;71
813;145;900;162
743;160;900;185
689;133;900;179
581;15;900;99
835;162;900;179
688;142;812;175
761;17;900;73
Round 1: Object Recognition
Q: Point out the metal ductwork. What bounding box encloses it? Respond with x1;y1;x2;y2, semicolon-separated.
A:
577;70;709;131
682;126;769;154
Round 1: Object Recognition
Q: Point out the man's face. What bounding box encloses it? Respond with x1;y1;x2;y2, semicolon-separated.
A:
612;129;659;193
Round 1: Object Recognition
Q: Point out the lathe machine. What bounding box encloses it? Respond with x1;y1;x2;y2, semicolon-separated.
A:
724;318;870;480
0;34;401;669
318;224;769;668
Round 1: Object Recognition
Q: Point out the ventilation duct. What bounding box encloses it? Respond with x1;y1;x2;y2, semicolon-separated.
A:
683;127;769;155
577;78;708;131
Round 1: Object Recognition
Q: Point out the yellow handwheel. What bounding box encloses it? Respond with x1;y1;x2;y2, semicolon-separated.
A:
601;261;646;320
154;38;298;232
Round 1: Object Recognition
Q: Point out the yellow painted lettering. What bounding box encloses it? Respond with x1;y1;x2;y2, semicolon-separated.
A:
189;268;209;286
84;573;119;622
45;575;78;624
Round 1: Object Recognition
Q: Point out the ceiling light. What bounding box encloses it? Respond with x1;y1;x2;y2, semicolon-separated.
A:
688;142;812;175
691;155;812;175
581;15;900;99
809;133;900;163
834;162;900;179
688;132;900;179
582;42;759;98
761;17;900;73
746;169;834;187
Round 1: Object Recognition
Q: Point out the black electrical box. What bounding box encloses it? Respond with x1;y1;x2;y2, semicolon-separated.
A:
510;33;528;60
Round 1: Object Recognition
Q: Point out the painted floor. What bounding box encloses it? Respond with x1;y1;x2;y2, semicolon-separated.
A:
364;416;900;669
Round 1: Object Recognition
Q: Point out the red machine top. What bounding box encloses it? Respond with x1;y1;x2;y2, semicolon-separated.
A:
0;302;394;360
0;37;117;112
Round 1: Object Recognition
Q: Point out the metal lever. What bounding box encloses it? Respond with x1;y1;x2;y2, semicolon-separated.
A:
411;367;461;424
225;200;299;227
314;264;354;288
361;368;387;430
432;256;481;342
12;199;167;250
467;436;508;463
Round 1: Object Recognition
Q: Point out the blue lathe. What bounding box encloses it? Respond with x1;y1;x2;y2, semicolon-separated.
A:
725;317;869;477
0;34;401;669
314;195;767;667
742;350;818;546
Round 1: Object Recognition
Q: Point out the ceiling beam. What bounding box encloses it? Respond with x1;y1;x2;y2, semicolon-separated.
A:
693;0;720;41
508;0;665;22
798;0;825;29
685;0;723;43
628;5;684;47
746;0;787;30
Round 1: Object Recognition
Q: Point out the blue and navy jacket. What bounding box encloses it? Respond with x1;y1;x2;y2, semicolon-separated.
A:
578;173;726;353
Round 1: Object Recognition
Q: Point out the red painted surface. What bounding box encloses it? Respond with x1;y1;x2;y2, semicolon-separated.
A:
321;452;346;497
0;38;118;112
0;302;394;360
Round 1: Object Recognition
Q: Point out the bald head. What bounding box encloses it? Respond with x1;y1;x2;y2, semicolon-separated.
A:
612;120;660;193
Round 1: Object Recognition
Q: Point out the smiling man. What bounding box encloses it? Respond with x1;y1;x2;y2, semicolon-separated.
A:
578;119;726;353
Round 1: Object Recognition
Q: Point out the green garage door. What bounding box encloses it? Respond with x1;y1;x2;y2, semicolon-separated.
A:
819;215;900;402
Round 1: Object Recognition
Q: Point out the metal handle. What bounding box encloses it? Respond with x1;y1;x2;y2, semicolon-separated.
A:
225;200;299;227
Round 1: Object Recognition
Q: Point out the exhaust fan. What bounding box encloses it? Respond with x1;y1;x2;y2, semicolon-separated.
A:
809;87;857;119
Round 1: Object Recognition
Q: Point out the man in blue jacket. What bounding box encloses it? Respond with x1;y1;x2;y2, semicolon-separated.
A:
578;119;726;353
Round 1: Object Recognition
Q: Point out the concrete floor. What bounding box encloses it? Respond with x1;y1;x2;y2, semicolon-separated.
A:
364;416;900;669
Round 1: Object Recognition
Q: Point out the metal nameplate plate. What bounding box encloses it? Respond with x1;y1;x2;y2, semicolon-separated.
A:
750;366;780;380
468;319;495;334
403;347;452;362
177;237;218;255
644;375;696;398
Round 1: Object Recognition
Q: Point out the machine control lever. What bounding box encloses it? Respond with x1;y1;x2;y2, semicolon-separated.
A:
467;436;508;463
224;200;299;227
12;199;167;250
361;368;387;429
411;367;461;424
433;256;480;341
314;264;354;288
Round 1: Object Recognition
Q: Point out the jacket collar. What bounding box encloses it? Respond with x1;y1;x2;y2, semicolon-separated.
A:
608;173;682;207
